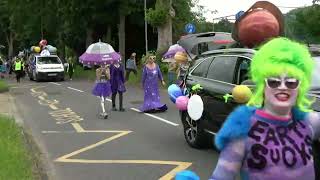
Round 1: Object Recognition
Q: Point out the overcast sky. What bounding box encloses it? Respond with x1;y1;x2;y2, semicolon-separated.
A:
195;0;314;22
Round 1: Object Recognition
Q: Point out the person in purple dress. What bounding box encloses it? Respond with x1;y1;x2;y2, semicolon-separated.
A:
110;60;126;112
140;55;167;113
92;64;111;118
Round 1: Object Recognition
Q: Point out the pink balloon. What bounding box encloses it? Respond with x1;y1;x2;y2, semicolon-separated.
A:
176;96;189;110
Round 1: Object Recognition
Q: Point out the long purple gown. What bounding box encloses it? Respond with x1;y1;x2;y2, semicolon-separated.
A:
110;64;126;93
140;64;167;112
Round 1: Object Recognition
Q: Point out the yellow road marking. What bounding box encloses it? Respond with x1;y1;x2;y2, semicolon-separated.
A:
71;123;85;132
49;104;59;110
31;87;192;179
56;123;192;179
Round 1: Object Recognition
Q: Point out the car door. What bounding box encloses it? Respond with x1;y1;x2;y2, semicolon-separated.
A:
185;57;213;91
201;55;239;131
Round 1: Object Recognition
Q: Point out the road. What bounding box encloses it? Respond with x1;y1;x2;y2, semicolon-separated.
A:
9;78;219;180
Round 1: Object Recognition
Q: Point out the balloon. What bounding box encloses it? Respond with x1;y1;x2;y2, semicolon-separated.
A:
187;95;203;121
30;46;35;52
34;46;41;53
175;170;200;180
39;39;48;47
176;96;189;110
232;85;252;104
174;51;188;63
238;9;280;48
168;84;183;103
47;45;57;53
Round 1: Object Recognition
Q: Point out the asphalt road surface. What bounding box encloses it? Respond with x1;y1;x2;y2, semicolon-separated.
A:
8;78;220;180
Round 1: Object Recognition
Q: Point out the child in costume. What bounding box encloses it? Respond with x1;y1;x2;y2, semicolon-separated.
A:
210;38;320;180
110;59;126;111
92;64;112;118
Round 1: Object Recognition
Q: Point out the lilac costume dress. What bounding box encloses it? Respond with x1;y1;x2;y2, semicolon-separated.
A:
210;105;320;180
92;68;112;97
110;64;126;93
140;64;167;112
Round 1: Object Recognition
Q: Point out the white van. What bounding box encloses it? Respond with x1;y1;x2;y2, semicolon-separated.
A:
28;54;65;81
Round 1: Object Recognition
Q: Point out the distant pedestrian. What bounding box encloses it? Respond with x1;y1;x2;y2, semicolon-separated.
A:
167;62;177;85
110;59;126;111
67;57;75;80
125;52;137;81
14;56;23;83
139;55;167;113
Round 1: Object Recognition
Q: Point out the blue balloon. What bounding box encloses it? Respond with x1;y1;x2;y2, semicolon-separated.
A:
175;170;200;180
168;84;183;103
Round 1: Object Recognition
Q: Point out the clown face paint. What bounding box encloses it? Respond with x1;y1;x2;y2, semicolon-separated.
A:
264;74;299;116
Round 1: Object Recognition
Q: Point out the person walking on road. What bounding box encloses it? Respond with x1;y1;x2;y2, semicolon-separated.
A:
125;52;137;81
14;56;24;83
139;55;167;113
92;64;112;119
167;62;177;85
110;59;126;111
67;57;75;80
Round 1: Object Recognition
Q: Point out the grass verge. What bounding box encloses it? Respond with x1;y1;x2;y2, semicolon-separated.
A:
0;115;35;180
0;80;9;93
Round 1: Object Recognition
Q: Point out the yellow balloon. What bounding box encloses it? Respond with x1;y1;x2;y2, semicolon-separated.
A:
232;85;252;104
174;51;187;63
34;46;41;53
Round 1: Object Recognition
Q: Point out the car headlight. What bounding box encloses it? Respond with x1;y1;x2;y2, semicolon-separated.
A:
37;66;43;70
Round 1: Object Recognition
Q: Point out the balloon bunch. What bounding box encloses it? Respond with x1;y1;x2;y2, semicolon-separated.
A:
30;39;57;54
168;84;189;111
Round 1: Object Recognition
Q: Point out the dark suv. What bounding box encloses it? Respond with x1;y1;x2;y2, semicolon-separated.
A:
178;44;320;177
180;48;256;148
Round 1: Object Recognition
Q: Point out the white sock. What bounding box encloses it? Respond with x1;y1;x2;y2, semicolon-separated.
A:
100;96;106;113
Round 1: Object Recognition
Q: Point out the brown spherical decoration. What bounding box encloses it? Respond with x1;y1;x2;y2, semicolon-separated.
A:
174;51;187;63
238;9;280;48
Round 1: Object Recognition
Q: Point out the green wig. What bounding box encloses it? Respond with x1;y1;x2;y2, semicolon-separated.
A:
247;37;315;112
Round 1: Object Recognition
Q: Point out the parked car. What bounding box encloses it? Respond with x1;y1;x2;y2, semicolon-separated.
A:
27;54;65;81
178;44;320;178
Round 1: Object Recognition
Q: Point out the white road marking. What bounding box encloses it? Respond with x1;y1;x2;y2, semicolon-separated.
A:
50;82;62;86
67;87;84;93
130;108;179;126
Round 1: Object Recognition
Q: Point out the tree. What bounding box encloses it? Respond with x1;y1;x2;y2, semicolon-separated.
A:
213;18;233;33
146;0;174;52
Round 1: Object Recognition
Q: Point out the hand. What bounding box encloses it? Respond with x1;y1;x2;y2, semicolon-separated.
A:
161;80;166;86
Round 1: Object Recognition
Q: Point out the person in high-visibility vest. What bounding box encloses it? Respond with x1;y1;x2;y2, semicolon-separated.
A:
14;57;23;83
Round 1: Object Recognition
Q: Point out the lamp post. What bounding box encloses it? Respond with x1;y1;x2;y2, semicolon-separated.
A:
144;0;148;55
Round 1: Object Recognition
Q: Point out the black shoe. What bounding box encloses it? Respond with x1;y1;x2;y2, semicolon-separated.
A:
112;107;118;111
119;108;125;112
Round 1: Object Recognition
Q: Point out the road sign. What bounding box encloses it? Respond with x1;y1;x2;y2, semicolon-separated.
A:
236;11;245;20
185;23;196;34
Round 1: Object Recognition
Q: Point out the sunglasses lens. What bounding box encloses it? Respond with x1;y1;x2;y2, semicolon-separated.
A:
285;79;299;89
267;79;281;88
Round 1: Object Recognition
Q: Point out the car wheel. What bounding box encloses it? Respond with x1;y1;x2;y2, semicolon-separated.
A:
181;111;211;149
